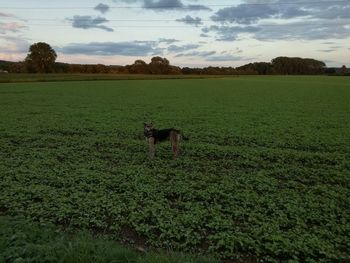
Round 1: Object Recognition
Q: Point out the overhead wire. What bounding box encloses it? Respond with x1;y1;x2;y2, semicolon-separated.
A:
1;0;349;29
0;0;349;10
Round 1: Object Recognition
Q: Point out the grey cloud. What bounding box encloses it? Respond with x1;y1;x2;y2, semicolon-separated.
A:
176;15;202;26
94;3;110;14
175;51;216;57
168;44;200;52
144;0;211;11
279;6;309;19
202;25;260;41
70;15;114;32
317;49;337;53
216;35;237;41
113;0;211;11
212;4;278;24
311;4;350;20
185;5;211;11
253;22;350;40
203;21;350;41
206;55;243;61
59;41;162;56
322;41;336;45
212;1;350;25
221;48;243;54
144;0;183;9
174;50;248;62
112;0;139;3
158;38;179;44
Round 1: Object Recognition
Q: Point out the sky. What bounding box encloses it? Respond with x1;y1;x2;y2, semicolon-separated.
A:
0;0;349;67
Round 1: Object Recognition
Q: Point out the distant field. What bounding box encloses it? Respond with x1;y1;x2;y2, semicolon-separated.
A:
0;76;349;262
0;73;226;83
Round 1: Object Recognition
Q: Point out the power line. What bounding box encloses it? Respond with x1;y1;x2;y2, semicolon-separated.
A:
5;18;350;22
1;0;349;9
23;22;350;28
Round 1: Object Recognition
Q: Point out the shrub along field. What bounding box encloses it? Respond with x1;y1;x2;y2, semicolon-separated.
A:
0;76;349;262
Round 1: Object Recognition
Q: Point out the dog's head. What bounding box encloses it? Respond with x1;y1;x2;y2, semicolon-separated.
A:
143;122;154;137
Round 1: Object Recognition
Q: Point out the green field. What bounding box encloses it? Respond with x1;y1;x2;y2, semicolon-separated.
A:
0;73;224;83
1;76;349;262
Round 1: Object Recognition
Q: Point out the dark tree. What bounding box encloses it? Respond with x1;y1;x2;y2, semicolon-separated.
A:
149;57;171;74
340;65;348;74
237;62;273;75
25;42;57;73
150;56;169;66
126;60;149;74
271;57;325;75
134;60;147;66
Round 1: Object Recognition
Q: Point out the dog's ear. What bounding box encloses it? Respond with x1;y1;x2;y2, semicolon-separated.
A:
150;122;154;127
143;122;147;126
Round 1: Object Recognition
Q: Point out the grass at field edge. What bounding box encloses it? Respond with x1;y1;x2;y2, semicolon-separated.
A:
0;215;220;263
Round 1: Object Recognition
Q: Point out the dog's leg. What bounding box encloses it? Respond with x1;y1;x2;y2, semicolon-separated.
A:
148;137;155;158
173;143;178;159
170;133;178;159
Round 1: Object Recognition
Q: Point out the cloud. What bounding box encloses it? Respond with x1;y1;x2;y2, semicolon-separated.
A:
211;1;350;25
212;4;279;24
205;55;243;61
143;0;211;11
167;44;200;52
113;0;211;11
111;0;139;3
202;25;260;41
176;15;202;26
317;49;337;53
315;4;350;20
144;0;183;9
0;22;26;34
253;22;350;40
59;41;163;56
94;3;110;14
0;11;26;34
174;50;250;62
158;38;180;44
211;3;312;24
185;4;211;11
175;50;216;57
69;15;114;32
0;12;15;18
203;20;350;41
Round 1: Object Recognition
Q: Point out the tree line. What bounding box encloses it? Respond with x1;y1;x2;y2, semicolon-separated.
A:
0;42;348;75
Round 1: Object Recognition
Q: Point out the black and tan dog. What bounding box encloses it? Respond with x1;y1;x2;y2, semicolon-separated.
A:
143;123;188;158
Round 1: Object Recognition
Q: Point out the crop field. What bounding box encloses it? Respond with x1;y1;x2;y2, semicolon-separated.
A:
0;76;349;262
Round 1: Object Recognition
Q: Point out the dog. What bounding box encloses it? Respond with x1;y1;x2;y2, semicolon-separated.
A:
143;122;188;158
